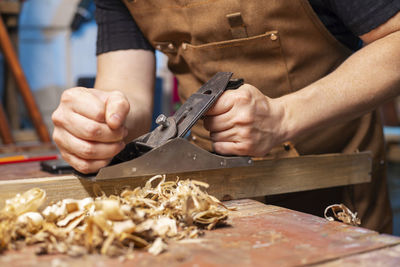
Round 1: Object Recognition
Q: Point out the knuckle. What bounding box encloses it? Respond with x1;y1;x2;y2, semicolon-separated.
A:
116;99;129;111
52;130;61;146
93;109;106;122
79;143;96;158
84;123;102;137
51;109;62;125
235;142;251;155
110;92;129;109
60;88;78;103
59;151;71;163
59;151;68;159
111;90;124;98
76;161;91;174
234;88;252;104
90;104;106;122
238;127;252;139
59;152;89;173
60;151;74;163
212;142;224;154
235;111;254;125
60;151;93;174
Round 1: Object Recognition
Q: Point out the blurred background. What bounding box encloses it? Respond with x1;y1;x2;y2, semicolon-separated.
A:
0;0;398;234
0;0;176;142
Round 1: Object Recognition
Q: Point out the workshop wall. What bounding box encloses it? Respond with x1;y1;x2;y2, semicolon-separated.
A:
18;0;96;133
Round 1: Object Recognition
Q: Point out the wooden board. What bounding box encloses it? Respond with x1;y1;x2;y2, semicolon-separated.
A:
0;152;372;208
320;245;400;266
0;199;399;267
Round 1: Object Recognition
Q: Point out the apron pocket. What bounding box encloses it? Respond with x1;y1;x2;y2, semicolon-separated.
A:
180;31;292;98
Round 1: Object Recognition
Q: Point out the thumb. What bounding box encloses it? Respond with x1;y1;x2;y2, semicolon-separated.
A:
104;91;130;129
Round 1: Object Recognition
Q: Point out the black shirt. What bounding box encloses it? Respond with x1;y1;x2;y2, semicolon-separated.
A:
94;0;400;55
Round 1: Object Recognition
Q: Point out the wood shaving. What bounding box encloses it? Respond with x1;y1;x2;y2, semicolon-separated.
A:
324;204;361;226
0;175;229;256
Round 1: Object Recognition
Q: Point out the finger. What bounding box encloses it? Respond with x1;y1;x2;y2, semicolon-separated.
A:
53;127;125;160
206;90;235;116
53;109;127;143
210;128;238;143
60;150;110;174
212;141;249;156
203;112;234;132
105;91;130;129
61;87;106;123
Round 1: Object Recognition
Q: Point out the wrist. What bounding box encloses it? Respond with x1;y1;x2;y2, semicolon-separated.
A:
270;94;298;144
124;106;152;142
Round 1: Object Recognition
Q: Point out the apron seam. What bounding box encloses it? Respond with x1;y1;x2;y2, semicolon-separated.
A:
125;0;221;11
276;34;294;93
184;31;278;49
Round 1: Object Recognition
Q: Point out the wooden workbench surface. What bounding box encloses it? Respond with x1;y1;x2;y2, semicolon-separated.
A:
0;154;397;266
1;199;399;267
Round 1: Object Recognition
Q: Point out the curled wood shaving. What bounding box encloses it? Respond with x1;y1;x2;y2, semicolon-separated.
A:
324;204;361;226
0;175;229;256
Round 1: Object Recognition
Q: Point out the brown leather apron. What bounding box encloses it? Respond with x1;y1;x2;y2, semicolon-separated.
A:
122;0;392;233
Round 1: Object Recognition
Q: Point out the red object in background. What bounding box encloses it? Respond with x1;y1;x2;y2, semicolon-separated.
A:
172;77;179;103
0;155;58;165
172;77;181;113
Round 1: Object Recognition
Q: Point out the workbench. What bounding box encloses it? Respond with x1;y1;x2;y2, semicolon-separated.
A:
0;199;399;266
0;158;399;266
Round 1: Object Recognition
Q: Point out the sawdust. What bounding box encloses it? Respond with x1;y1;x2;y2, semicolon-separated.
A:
324;204;361;226
0;175;230;257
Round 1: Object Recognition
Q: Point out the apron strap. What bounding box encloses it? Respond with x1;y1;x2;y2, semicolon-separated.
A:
226;12;248;39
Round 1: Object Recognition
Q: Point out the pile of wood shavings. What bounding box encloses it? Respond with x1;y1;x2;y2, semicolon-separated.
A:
0;175;230;257
324;203;361;226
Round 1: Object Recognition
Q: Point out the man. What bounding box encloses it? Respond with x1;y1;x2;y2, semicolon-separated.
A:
52;0;400;233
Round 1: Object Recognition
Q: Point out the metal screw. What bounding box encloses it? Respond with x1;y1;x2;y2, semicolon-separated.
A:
156;114;169;128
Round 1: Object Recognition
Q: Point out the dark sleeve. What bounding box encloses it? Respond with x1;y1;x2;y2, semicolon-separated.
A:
328;0;400;36
94;0;154;55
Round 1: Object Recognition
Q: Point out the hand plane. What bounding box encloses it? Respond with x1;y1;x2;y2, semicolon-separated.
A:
95;72;253;180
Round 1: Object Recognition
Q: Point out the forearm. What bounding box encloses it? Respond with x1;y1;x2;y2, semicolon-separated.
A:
95;49;156;141
277;31;400;142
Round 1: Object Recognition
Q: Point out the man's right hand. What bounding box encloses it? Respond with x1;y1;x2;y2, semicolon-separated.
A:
52;87;130;174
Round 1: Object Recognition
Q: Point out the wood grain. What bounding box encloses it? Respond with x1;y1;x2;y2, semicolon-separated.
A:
0;152;372;208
